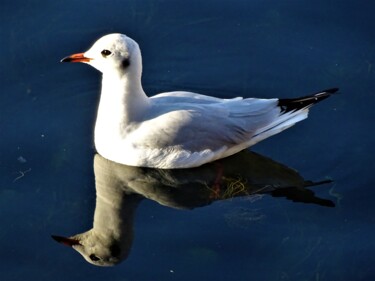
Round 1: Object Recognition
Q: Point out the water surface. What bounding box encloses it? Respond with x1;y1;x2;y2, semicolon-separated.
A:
1;0;374;280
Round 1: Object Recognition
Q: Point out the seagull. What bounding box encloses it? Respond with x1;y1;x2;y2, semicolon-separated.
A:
61;33;337;169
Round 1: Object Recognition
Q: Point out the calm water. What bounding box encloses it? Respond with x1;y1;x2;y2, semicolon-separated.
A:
1;0;374;280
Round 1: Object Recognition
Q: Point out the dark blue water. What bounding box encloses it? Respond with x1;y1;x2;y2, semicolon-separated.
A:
1;0;374;280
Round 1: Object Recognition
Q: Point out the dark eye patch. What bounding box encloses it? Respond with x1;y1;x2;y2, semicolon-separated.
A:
110;243;121;257
101;49;112;57
121;58;130;68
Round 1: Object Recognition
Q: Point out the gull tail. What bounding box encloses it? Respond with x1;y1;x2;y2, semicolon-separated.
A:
249;88;338;145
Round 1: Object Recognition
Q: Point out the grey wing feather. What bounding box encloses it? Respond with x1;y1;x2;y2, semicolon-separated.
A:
151;91;243;105
146;97;280;152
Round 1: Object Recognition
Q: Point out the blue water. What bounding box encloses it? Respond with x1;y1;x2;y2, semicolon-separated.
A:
1;0;375;280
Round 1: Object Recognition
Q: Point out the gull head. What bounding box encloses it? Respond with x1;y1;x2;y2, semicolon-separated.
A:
61;33;142;77
52;230;130;267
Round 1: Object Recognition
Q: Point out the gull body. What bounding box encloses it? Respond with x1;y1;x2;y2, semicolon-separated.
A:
62;33;337;168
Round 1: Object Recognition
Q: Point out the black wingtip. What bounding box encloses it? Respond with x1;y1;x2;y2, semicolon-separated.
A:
324;87;339;94
278;87;339;113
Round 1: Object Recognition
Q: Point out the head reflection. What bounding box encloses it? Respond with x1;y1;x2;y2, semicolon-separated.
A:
52;150;333;266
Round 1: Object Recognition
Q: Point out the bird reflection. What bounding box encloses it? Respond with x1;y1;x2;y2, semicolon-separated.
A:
52;150;334;266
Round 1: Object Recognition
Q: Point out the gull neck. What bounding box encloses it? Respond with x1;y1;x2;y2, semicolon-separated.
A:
99;71;150;124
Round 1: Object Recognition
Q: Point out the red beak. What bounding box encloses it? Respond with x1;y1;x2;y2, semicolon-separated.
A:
61;53;91;63
51;235;81;247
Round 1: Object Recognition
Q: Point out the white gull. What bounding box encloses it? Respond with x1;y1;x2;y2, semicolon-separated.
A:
61;33;337;169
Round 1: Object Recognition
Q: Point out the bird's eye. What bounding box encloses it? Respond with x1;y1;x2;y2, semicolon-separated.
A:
101;49;112;57
89;254;100;261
